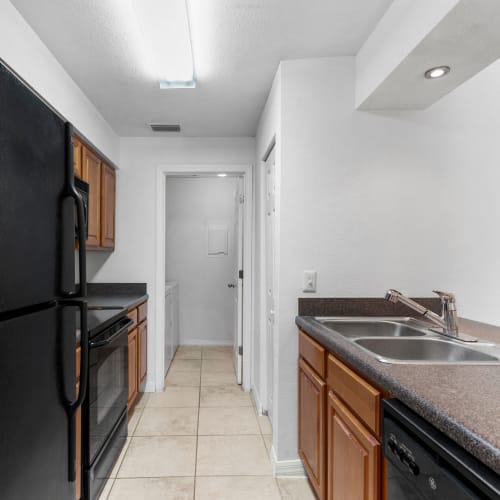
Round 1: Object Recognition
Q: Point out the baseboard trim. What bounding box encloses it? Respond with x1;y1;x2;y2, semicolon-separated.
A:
250;384;263;414
143;379;156;392
270;446;307;477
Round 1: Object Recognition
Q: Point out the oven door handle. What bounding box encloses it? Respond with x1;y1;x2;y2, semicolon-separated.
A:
89;318;133;348
59;299;88;483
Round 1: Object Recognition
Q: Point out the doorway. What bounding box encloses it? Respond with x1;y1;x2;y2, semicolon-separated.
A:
155;165;253;392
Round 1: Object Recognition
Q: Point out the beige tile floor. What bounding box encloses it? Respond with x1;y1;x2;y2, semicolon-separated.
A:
99;345;316;500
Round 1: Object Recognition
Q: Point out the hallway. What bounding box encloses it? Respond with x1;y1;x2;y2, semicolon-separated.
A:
99;346;315;499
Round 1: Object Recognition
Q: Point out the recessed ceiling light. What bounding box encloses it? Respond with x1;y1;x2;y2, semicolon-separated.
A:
217;173;227;177
424;66;451;79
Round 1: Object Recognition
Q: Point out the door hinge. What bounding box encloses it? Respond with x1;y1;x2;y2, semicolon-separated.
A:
239;269;244;280
238;345;243;356
239;194;245;204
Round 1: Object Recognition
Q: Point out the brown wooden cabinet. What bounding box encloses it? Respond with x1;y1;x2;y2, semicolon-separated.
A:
298;328;385;500
138;320;148;387
81;145;101;248
73;137;82;178
298;357;327;499
327;392;380;500
73;136;116;251
100;163;115;249
128;328;138;407
128;300;148;412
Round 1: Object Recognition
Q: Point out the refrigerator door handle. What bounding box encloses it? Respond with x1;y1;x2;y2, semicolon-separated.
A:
62;122;87;298
60;299;88;483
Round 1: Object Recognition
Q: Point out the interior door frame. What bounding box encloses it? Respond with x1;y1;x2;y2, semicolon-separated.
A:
260;138;278;422
234;176;244;384
155;164;253;392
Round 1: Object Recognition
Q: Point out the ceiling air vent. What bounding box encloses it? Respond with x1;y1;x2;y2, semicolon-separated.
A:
149;123;181;132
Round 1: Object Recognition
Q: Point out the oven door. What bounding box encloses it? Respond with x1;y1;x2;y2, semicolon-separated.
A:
85;317;131;465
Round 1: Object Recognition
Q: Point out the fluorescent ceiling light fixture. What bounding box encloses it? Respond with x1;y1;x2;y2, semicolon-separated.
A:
217;173;228;177
424;66;450;79
116;0;195;87
160;80;196;89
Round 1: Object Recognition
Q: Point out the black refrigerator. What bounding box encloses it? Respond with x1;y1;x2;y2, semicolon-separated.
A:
0;61;88;499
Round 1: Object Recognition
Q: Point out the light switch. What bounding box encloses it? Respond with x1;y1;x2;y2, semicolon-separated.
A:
303;270;317;293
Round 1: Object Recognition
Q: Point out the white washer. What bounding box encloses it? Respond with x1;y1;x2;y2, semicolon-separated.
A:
164;281;179;377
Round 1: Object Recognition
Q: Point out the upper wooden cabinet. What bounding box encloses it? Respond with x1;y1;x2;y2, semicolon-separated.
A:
100;163;116;249
73;136;116;251
82;146;101;248
73;137;82;178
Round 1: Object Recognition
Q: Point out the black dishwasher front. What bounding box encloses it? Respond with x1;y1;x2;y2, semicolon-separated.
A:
382;399;500;500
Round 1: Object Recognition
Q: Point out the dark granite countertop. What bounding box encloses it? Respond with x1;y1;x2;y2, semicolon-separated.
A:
296;312;500;475
86;283;148;311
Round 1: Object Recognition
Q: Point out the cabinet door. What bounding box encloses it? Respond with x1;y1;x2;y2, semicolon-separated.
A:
73;137;82;178
298;357;326;499
128;329;138;407
100;163;115;249
138;321;147;388
82;146;101;248
327;392;380;500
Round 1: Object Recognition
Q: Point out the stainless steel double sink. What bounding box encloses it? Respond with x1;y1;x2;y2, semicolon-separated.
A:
314;317;500;364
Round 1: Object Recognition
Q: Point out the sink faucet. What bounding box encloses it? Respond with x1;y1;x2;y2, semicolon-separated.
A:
384;289;477;342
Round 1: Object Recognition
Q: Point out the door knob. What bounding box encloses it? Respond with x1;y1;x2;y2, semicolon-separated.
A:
227;284;236;288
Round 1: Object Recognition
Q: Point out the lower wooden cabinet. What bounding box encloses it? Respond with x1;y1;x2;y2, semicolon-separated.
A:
138;321;147;387
128;328;138;407
298;358;326;499
327;392;380;500
128;301;148;411
298;328;384;500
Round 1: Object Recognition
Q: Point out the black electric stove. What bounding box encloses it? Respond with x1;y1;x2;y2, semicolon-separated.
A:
76;306;127;342
77;305;132;500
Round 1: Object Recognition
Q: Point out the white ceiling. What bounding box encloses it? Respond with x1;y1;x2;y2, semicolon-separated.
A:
11;0;392;137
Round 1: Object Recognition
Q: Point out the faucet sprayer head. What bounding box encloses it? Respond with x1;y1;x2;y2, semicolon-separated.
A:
385;289;401;303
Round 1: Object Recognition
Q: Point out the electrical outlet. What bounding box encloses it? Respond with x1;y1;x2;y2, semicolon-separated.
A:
303;270;317;293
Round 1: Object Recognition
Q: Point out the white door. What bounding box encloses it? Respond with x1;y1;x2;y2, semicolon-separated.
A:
265;147;276;422
232;177;244;384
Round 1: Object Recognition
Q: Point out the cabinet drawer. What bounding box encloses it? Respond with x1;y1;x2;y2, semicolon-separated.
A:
138;301;148;324
127;309;138;330
299;329;326;378
327;354;381;437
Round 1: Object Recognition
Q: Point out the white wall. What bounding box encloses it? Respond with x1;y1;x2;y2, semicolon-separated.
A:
165;176;238;345
0;0;119;162
255;56;500;463
88;137;255;389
